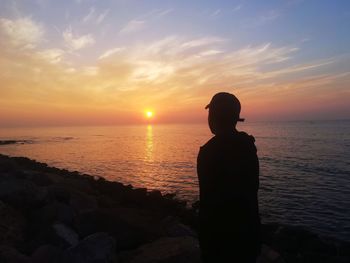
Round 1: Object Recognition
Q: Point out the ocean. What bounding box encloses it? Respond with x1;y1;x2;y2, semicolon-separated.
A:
0;121;349;241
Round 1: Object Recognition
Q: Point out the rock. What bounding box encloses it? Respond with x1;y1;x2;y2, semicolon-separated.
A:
0;158;17;172
91;180;126;198
26;207;76;253
119;236;200;263
53;223;79;247
0;245;30;263
125;188;148;205
29;172;53;186
61;232;116;263
33;201;75;226
31;244;63;263
69;190;98;214
259;244;285;263
160;216;197;238
96;194;120;208
0;140;18;145
76;208;154;251
147;190;162;203
60;178;93;195
47;185;71;204
0;178;47;209
0;201;25;246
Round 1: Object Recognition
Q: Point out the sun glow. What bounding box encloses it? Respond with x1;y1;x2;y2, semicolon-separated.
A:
145;111;153;118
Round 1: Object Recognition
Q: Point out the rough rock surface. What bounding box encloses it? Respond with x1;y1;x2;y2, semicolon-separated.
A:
119;236;201;263
0;153;349;263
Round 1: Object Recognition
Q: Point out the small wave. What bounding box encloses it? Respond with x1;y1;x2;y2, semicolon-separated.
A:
50;137;76;142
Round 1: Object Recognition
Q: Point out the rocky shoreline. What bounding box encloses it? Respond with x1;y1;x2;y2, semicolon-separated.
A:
0;153;349;263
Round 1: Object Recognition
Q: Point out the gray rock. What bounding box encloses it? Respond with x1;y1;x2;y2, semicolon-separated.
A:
69;190;98;214
34;201;75;226
31;244;63;263
53;223;79;247
62;232;116;263
0;178;47;209
0;245;30;263
0;201;25;246
29;172;54;186
76;208;155;251
259;244;285;263
160;216;197;238
120;236;201;263
47;185;71;204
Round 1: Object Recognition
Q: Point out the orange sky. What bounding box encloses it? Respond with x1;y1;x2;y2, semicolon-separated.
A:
0;1;349;127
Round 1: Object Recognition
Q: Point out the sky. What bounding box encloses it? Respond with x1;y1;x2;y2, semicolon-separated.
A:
0;0;349;126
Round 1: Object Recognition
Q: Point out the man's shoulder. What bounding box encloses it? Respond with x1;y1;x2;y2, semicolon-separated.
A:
200;135;218;148
200;132;256;153
236;131;256;144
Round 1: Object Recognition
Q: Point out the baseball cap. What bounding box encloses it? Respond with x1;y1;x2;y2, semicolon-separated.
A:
205;92;245;122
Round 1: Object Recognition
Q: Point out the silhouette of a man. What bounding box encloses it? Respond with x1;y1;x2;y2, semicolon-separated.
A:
197;92;260;263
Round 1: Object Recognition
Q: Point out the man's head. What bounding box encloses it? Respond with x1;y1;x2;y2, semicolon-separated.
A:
205;92;244;134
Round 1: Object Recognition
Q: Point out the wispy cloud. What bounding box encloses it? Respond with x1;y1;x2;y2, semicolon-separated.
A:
151;8;173;18
119;20;145;34
0;17;44;49
210;9;221;17
243;10;281;28
98;47;124;60
96;9;109;24
83;7;95;23
83;7;109;24
138;8;174;20
63;27;95;50
260;10;281;23
181;37;225;48
197;50;224;57
233;4;243;12
37;49;65;64
119;8;172;35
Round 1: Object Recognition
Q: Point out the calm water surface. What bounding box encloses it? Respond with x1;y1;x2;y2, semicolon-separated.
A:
0;121;349;241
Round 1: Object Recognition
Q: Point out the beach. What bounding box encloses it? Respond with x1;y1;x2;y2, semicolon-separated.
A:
0;153;349;263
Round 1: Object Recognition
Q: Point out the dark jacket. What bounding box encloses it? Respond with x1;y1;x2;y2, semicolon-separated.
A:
197;131;260;261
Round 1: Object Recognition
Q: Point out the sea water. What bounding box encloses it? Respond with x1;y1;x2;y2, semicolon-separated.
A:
0;121;349;241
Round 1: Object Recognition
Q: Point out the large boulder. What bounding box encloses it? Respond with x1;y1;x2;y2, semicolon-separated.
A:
159;216;197;238
32;201;76;226
69;190;98;214
0;245;30;263
259;244;285;263
31;244;63;263
76;208;155;251
119;236;201;263
0;201;25;246
27;171;54;187
0;178;47;209
47;185;71;204
53;223;79;247
60;178;94;195
61;232;116;263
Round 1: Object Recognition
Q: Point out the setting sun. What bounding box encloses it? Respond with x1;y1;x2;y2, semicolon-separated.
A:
146;111;153;118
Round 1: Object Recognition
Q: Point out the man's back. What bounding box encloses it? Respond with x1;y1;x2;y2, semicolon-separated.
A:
197;131;260;262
